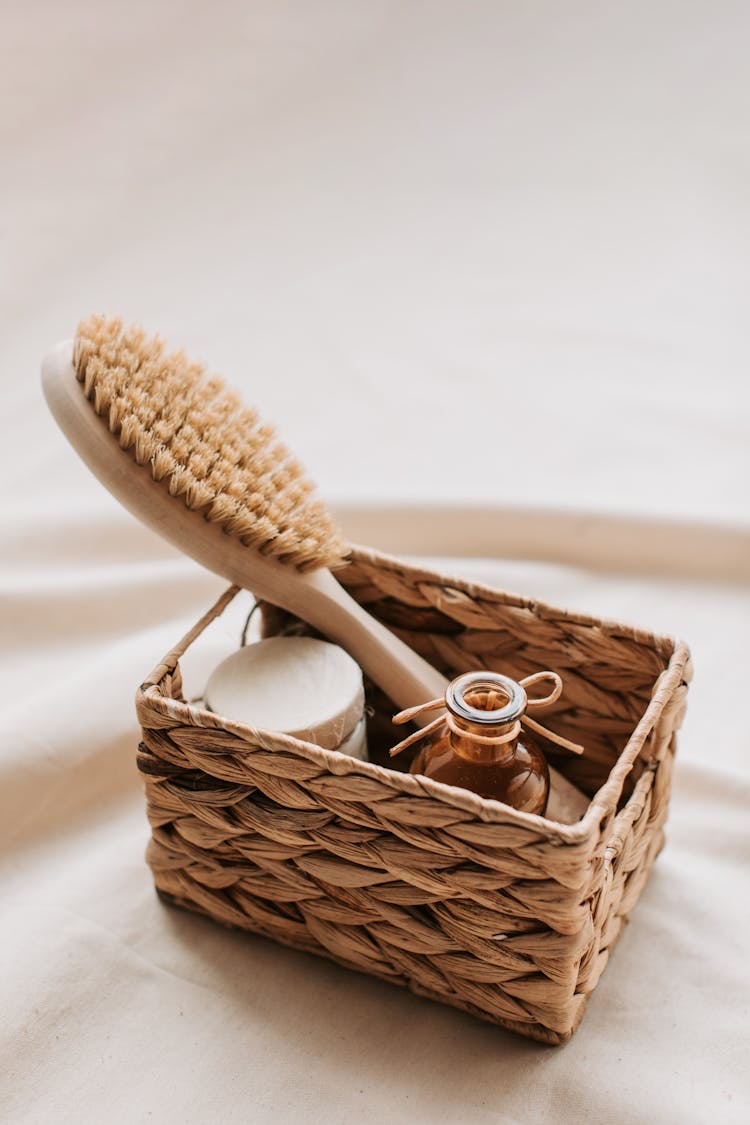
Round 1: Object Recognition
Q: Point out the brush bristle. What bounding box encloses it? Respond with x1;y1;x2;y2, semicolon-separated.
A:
73;315;348;571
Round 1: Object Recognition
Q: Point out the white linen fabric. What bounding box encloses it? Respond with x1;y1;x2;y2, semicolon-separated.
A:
1;2;748;1122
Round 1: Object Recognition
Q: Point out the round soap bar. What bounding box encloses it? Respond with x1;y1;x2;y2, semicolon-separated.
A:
204;636;365;753
337;716;368;762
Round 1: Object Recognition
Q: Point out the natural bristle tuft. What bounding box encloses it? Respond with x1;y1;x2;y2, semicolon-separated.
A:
73;315;348;572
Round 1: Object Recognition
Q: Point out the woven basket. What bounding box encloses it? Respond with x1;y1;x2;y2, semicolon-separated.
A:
136;547;691;1044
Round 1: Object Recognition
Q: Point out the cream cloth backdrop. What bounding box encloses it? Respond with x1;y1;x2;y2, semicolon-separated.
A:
1;2;749;1123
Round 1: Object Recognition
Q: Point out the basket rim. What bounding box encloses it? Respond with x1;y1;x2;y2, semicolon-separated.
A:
137;551;691;847
342;544;682;655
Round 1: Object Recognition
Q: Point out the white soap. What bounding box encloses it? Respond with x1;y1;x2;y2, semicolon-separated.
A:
204;636;366;754
337;717;368;762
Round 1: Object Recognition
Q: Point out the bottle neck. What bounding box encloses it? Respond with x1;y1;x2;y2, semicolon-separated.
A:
448;715;520;765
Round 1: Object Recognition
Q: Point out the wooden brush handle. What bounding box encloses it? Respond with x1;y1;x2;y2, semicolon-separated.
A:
42;340;589;820
41;341;447;719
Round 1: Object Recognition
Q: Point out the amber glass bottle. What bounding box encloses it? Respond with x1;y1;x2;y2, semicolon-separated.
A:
409;671;549;815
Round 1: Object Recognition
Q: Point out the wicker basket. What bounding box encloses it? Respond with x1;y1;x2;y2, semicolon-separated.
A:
136;547;691;1044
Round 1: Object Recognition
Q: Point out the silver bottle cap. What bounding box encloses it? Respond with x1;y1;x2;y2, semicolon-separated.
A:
445;671;527;726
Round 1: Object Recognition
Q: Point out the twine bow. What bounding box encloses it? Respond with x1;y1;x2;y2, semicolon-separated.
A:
389;670;584;758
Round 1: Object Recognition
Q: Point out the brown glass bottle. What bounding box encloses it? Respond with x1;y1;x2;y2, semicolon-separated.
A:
409;672;549;815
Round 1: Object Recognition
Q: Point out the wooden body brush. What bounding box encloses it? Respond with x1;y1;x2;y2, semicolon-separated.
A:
41;316;447;718
42;316;587;820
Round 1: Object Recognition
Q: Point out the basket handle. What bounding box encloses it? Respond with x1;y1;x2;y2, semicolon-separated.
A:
139;584;240;689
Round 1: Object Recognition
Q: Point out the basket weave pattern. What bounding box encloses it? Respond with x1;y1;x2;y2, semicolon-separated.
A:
136;548;691;1043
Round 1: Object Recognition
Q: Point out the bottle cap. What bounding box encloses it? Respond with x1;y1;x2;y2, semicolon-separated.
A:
446;671;527;726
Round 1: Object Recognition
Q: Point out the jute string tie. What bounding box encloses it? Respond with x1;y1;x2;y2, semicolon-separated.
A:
389;670;584;758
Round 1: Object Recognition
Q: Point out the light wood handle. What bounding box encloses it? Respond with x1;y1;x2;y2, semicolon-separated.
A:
41;341;447;718
42;341;589;820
